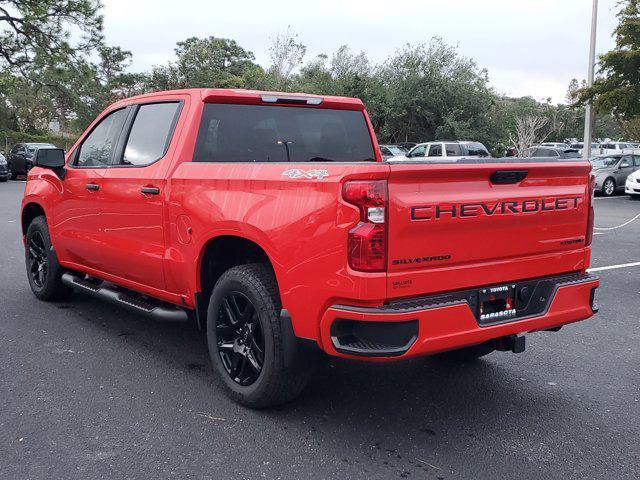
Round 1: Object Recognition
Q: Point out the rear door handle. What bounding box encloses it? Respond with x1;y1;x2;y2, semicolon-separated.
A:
140;186;160;195
85;183;100;191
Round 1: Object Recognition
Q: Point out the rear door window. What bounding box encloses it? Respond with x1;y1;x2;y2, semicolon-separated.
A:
75;109;128;167
193;104;375;162
445;144;462;156
428;144;443;157
119;102;181;166
531;148;547;157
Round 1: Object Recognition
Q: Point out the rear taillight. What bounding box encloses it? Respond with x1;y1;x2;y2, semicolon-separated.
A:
586;172;595;246
342;180;388;272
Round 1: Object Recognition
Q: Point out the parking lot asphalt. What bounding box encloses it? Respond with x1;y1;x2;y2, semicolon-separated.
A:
1;180;639;480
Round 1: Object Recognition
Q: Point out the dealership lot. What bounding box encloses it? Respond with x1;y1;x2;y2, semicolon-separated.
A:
0;181;638;480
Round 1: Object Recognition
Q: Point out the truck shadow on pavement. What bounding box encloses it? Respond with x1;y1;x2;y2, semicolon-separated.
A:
54;292;585;478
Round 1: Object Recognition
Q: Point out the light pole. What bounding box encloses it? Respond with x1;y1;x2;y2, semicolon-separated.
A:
583;0;599;159
277;140;293;162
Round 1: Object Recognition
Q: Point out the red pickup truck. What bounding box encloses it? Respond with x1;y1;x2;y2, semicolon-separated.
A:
21;89;599;407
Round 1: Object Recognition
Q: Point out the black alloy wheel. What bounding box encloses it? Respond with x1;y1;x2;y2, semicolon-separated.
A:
216;291;265;386
28;231;48;288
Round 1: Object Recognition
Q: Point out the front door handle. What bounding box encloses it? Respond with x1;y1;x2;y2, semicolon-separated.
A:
140;186;160;195
85;183;100;191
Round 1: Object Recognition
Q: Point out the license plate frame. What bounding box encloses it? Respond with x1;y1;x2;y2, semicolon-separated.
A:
478;284;517;324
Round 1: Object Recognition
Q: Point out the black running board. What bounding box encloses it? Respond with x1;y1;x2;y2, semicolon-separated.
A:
61;273;188;322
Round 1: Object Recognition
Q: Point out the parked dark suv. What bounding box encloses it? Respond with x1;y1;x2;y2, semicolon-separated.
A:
7;143;56;179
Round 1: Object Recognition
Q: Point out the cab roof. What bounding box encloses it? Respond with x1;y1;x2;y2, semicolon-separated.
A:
114;88;365;111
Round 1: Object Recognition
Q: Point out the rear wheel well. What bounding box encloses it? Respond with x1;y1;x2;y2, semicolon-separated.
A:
22;203;46;235
197;236;276;329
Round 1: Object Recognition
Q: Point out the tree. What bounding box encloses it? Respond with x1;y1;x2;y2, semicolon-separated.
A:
509;116;550;157
268;27;306;89
573;0;640;137
294;46;386;131
566;78;587;103
70;45;144;129
145;37;264;91
0;0;103;78
378;38;495;144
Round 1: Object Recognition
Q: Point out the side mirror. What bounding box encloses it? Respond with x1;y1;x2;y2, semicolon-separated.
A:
620;162;630;168
35;148;65;169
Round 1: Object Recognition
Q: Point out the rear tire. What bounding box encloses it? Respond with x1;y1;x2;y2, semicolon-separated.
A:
602;177;616;197
206;263;310;408
25;216;73;301
433;342;495;362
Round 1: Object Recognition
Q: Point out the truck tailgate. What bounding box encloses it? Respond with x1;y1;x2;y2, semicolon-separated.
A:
386;161;592;299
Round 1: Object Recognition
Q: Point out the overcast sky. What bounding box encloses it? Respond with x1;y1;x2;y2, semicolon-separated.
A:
102;0;621;104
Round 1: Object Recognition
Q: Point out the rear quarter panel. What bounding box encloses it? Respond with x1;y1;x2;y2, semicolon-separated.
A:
166;162;390;340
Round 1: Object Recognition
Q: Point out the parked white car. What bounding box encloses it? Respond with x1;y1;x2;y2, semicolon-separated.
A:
598;141;635;155
570;142;599;155
389;141;491;162
625;168;640;199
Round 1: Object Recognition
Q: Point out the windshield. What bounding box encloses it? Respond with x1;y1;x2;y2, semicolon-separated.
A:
384;146;405;156
591;156;620;168
193;104;375;162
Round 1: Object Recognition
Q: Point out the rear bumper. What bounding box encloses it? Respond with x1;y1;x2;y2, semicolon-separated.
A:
319;273;599;360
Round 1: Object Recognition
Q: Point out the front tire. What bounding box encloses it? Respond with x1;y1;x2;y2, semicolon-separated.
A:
206;264;310;408
25;216;73;301
602;177;616;197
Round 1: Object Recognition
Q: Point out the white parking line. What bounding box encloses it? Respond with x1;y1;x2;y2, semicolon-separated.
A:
593;232;605;235
587;261;640;273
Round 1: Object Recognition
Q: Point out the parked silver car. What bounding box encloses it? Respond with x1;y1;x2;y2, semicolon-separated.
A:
591;154;640;196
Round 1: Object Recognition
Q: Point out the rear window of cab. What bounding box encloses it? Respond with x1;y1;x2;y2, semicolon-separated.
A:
192;104;375;163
